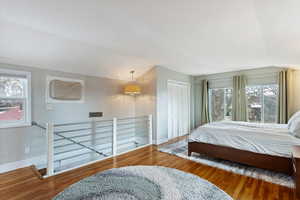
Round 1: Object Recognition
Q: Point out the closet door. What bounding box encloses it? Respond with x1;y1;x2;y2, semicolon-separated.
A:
167;81;190;140
181;85;188;136
167;84;174;139
167;83;178;139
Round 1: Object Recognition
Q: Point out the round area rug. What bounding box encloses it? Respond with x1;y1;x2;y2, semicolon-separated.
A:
53;166;232;200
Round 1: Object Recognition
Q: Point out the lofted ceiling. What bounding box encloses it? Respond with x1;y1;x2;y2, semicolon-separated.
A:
0;0;300;80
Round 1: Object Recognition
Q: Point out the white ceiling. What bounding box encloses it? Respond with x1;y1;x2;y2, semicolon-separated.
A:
0;0;300;80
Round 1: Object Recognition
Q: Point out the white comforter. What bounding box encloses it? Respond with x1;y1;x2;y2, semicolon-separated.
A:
189;121;300;157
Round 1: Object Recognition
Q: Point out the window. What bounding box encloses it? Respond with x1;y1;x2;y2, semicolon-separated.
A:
246;84;278;123
209;88;232;122
0;69;31;128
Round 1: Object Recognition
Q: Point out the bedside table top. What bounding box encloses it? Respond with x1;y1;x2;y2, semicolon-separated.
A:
293;146;300;159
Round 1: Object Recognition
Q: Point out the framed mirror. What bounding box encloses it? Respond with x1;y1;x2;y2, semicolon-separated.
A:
46;76;85;103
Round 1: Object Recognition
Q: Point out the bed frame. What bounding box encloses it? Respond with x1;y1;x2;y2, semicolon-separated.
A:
188;141;293;174
188;141;300;199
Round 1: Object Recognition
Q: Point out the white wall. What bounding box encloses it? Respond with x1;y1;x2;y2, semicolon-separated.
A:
135;66;192;144
156;66;192;144
0;63;135;167
135;67;157;143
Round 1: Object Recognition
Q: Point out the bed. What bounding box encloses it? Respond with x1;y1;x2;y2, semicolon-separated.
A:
188;121;300;174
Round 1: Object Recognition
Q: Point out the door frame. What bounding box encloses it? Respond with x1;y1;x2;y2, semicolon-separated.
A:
167;80;191;140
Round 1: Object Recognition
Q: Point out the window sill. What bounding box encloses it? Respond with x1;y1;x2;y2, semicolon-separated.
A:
0;122;32;129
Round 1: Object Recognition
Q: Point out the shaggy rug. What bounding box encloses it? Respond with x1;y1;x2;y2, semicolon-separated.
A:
159;140;294;188
53;166;232;200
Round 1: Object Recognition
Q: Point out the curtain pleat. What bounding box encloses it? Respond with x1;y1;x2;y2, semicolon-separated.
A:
232;75;247;121
278;69;293;124
200;80;210;124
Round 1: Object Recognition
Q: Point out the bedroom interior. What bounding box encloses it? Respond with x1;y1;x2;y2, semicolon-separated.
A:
1;1;300;200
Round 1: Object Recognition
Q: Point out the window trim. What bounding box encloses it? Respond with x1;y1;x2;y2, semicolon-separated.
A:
209;87;233;122
245;84;278;123
0;69;31;129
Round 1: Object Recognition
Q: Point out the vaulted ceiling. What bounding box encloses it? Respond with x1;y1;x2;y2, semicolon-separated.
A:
0;0;300;80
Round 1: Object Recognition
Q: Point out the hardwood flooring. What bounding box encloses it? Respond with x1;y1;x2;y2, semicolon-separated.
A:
0;145;294;200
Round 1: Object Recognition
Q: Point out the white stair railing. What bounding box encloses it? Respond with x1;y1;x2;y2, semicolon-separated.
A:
112;117;117;156
43;115;152;177
46;123;54;177
148;114;153;145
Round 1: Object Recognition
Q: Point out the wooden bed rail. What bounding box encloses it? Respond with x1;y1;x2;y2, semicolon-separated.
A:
188;142;300;199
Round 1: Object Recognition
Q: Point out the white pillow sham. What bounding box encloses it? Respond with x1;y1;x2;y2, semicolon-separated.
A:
289;116;300;137
288;111;300;129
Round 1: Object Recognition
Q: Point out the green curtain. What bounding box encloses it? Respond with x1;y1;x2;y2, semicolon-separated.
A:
200;80;210;124
232;75;247;121
278;69;293;124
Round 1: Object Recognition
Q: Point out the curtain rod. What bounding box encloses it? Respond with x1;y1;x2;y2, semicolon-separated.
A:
200;72;278;82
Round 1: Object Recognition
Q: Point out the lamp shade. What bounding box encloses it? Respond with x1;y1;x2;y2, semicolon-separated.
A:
124;84;141;95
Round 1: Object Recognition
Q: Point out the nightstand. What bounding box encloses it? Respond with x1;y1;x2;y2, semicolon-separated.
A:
292;146;300;199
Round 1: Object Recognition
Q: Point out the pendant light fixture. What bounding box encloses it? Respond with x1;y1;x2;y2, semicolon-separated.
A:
124;70;141;95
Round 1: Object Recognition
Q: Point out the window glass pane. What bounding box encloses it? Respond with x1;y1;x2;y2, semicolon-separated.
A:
210;88;225;121
246;86;262;122
225;89;232;120
0;99;25;122
0;76;25;98
263;85;278;123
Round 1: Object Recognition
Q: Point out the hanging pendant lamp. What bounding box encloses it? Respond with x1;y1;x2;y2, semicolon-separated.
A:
124;70;141;95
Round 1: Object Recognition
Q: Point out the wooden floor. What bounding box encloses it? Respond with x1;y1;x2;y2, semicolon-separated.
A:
0;145;294;200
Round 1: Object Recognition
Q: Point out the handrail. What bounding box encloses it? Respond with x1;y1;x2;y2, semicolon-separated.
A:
117;120;148;126
54;127;92;134
32;116;148;130
32;121;46;130
117;116;148;121
54;119;113;127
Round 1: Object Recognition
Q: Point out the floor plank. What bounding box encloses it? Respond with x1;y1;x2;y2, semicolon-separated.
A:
0;145;294;200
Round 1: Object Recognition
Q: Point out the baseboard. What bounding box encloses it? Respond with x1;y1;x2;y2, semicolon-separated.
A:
158;134;188;147
0;155;45;174
156;138;169;145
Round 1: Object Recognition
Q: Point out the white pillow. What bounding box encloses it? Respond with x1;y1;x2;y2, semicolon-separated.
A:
288;111;300;129
289;117;300;137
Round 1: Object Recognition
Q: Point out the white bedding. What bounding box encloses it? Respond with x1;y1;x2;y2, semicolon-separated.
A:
189;121;300;158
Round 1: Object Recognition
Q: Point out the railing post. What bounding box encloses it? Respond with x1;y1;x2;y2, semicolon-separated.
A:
91;120;96;159
46;123;54;176
112;117;117;156
91;120;96;142
148;115;153;145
